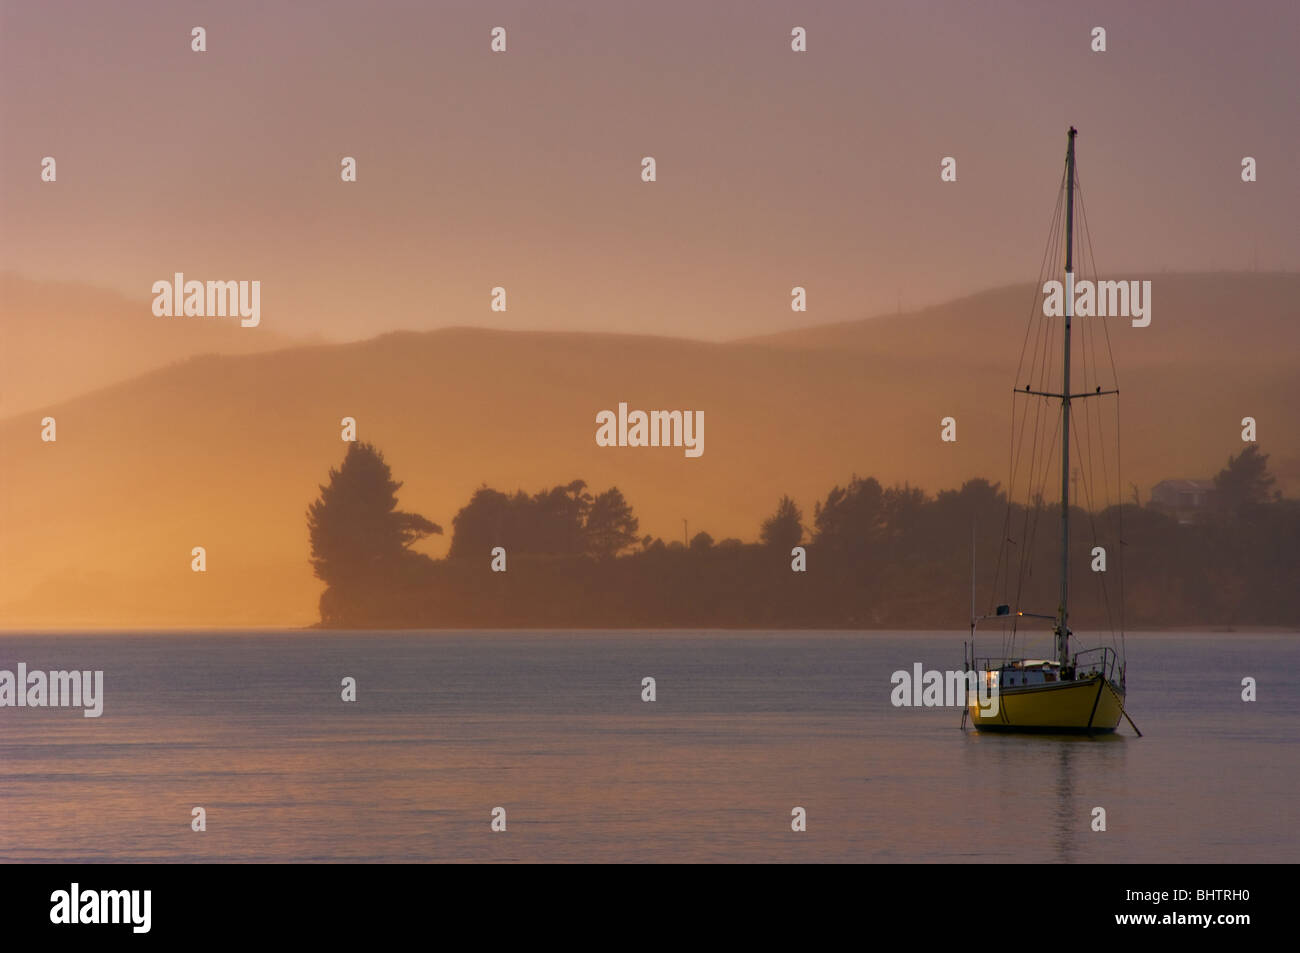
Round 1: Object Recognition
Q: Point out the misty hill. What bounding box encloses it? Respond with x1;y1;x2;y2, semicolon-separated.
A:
0;274;311;415
745;273;1297;371
0;272;1296;627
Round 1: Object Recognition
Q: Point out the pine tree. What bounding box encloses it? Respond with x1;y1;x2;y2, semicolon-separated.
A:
307;442;441;624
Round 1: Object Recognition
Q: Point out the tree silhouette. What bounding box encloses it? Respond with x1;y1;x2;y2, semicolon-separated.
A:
586;487;640;557
448;486;517;559
449;480;594;557
449;480;641;558
307;442;441;624
1214;445;1277;516
813;476;885;552
760;495;804;549
304;464;1298;629
531;480;593;554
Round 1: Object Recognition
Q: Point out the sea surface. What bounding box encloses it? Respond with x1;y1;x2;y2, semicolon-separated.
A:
0;630;1296;863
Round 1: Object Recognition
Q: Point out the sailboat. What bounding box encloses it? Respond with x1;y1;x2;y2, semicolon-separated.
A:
965;128;1136;734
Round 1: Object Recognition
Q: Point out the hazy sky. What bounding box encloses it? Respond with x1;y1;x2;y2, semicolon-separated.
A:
2;0;1296;343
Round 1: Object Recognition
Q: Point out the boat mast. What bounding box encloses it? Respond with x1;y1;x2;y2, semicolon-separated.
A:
1057;127;1076;668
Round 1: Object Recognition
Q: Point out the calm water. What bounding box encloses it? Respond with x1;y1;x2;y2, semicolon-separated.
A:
1;630;1296;863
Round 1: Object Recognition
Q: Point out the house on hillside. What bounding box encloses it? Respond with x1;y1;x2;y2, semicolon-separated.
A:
1150;478;1215;524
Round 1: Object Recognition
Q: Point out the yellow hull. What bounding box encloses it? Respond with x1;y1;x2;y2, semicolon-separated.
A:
969;674;1125;732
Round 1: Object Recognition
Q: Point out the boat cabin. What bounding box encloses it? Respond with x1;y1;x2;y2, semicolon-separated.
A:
993;659;1059;688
